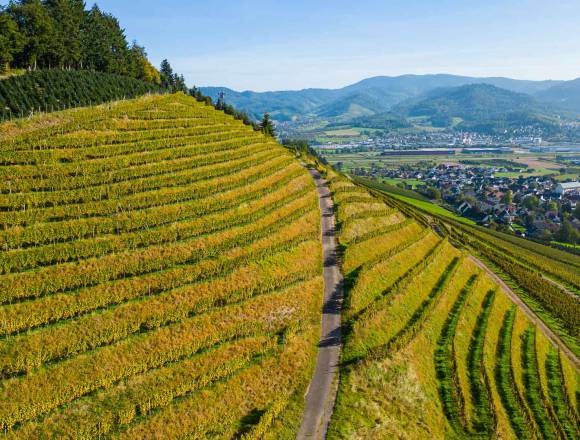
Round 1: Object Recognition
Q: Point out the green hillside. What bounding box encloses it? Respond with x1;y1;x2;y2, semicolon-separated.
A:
0;88;577;439
0;69;163;121
0;93;323;438
394;83;562;132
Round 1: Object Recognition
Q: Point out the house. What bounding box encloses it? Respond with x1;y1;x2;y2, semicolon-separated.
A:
498;210;515;224
555;182;580;195
457;201;472;214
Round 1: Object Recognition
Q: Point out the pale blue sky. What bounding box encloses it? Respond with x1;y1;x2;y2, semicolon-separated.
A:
57;1;580;90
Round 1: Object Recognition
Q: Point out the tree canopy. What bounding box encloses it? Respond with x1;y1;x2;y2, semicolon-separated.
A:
0;0;182;86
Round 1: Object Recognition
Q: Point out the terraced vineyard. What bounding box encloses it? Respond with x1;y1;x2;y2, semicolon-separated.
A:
0;93;324;438
446;220;580;358
324;172;580;439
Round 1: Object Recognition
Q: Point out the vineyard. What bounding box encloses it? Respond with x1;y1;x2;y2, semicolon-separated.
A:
324;172;580;439
0;93;324;438
430;213;580;359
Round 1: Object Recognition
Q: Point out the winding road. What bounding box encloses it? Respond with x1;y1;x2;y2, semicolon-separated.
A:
297;166;344;440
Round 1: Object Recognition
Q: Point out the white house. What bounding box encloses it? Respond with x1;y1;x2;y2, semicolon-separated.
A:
555;182;580;195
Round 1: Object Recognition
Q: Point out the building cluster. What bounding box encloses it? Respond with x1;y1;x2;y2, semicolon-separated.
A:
354;162;580;242
315;130;519;152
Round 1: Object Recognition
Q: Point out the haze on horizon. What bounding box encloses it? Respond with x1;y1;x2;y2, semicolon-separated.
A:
85;0;580;91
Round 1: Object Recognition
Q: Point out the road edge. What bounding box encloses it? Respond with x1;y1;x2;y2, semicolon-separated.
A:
297;165;344;440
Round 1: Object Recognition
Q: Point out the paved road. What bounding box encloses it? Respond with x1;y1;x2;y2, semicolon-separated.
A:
297;166;344;440
469;255;580;371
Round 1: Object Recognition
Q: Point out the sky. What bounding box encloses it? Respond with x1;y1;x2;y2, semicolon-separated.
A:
81;1;580;91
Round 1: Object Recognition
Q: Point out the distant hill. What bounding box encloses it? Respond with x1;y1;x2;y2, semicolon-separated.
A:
341;112;411;130
315;91;385;120
394;83;560;133
202;74;564;122
536;78;580;113
200;86;335;121
395;83;540;120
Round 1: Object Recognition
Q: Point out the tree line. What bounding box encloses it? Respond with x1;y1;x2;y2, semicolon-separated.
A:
0;1;278;135
0;0;188;91
188;87;276;137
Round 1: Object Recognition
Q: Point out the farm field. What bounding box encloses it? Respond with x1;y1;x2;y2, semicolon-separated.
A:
382;177;424;188
0;93;324;438
324;172;580;439
320;149;578;177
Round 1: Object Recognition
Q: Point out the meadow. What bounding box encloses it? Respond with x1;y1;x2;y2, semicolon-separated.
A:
0;93;323;438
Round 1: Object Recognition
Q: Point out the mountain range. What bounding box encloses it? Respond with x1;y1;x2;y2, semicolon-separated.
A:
201;74;580;131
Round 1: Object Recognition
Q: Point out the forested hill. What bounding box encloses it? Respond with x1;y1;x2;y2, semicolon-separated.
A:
395;84;540;121
392;83;560;131
0;1;200;121
0;0;186;91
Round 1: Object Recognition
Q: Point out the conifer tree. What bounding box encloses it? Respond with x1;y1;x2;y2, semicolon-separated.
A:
160;59;175;90
260;113;275;137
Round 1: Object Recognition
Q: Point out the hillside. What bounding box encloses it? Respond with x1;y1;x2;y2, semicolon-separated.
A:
0;89;578;439
0;93;324;438
0;70;164;121
201;74;564;122
536;77;580;113
321;171;579;439
397;84;538;119
394;83;561;132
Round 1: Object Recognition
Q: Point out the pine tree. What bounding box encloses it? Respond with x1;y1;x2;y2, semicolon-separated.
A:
172;73;187;93
215;91;225;111
260;113;275;137
160;59;175;90
82;5;129;75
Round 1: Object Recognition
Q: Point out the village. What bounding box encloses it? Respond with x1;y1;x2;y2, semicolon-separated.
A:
351;161;580;244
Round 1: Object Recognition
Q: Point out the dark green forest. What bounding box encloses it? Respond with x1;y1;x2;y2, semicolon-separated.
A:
0;0;201;121
0;69;163;119
0;0;188;91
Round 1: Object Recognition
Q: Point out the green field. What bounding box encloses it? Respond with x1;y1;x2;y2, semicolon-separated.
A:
389;193;477;225
323;128;360;137
353;177;476;225
554;173;580;182
382;177;424;188
495;169;554;178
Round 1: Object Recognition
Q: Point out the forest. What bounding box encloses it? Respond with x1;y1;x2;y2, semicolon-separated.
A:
0;0;187;91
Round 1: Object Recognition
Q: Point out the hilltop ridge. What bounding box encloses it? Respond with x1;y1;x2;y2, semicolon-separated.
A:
202;73;576;122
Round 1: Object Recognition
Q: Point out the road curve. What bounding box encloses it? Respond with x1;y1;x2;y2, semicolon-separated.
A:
469;255;580;371
298;166;344;440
